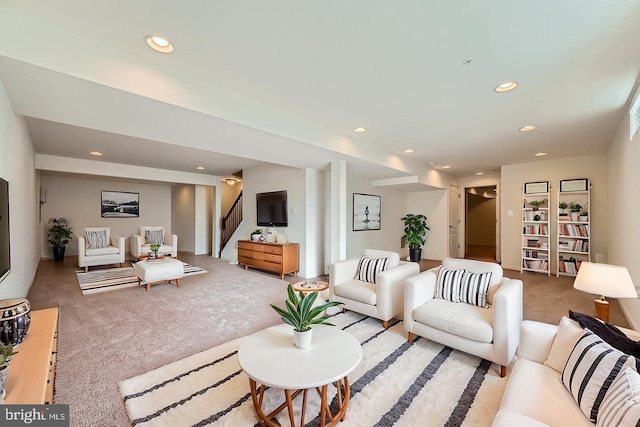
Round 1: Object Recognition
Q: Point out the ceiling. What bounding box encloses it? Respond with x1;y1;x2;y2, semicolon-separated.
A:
1;1;639;185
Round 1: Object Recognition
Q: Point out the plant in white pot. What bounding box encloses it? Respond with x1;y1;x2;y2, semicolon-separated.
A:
270;284;343;349
0;342;17;399
569;202;582;222
250;228;263;242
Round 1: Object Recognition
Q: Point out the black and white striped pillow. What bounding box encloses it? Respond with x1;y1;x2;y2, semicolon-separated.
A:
354;256;389;284
435;267;464;303
86;229;108;249
597;368;640;427
145;229;164;245
562;329;637;422
460;271;492;308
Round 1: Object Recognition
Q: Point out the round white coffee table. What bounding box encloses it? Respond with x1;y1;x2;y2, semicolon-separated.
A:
237;324;362;427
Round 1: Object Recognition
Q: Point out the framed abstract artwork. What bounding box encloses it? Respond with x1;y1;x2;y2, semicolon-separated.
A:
101;190;139;218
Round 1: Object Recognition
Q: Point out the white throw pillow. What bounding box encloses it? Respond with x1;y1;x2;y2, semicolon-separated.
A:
145;229;164;245
597;368;640;427
435;267;464;303
354;256;389;284
86;229;108;249
545;316;584;372
562;329;637;422
459;270;492;308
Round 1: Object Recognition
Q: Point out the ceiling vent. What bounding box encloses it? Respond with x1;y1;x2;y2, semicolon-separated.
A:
631;91;640;141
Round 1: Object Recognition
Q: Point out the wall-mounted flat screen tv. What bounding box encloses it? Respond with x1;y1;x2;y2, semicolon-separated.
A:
256;190;288;227
0;177;10;283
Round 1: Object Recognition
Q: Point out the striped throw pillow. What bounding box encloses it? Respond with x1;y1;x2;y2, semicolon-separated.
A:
597;368;640;427
86;229;108;249
145;229;164;245
460;271;492;308
354;256;389;284
435;267;464;303
562;329;637;422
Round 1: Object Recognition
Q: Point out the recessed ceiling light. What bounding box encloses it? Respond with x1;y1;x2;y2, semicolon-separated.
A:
442;165;451;169
353;127;367;133
534;152;547;157
196;166;205;170
90;151;102;156
404;149;415;154
224;178;238;185
519;125;537;132
144;35;174;53
495;82;518;93
475;172;484;175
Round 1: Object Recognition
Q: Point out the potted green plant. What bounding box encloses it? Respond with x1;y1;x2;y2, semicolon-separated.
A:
0;342;17;399
579;203;589;222
149;244;161;259
401;214;430;262
569;202;582;222
250;228;263;242
270;284;343;349
47;217;73;262
528;198;547;210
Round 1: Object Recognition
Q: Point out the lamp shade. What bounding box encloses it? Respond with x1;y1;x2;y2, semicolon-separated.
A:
573;262;638;298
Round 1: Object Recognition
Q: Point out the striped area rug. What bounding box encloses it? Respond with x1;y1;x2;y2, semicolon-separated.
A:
75;262;207;295
118;311;509;427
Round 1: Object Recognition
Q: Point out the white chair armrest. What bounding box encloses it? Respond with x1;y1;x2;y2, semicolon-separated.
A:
404;269;438;330
375;262;420;320
131;234;142;258
111;235;125;254
492;278;523;367
518;320;559;363
329;259;360;298
169;234;178;256
78;235;86;258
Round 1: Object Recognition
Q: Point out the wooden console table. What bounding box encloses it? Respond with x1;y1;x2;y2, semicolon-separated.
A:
238;240;299;279
4;307;59;404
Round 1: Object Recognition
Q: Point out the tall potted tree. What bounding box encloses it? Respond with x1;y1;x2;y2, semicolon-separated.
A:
47;217;73;262
402;214;430;262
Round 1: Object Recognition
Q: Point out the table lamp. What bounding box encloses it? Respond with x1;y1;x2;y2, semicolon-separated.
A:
573;262;637;322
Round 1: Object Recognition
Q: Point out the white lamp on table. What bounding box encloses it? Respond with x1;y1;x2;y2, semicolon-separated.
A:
573;262;637;323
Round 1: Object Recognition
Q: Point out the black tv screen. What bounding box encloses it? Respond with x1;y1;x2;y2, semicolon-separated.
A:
256;190;288;227
0;178;9;283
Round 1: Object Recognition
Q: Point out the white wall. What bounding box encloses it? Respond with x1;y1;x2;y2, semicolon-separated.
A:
501;154;608;271
607;107;640;286
40;175;173;258
406;189;448;261
0;78;39;299
304;168;324;278
171;184;196;253
346;176;408;259
194;185;212;255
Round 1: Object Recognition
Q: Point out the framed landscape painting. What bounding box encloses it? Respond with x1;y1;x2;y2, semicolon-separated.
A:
353;193;381;231
101;191;139;218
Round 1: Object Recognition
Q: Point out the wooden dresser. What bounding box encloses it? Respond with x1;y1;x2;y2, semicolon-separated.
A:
238;240;299;279
4;307;59;404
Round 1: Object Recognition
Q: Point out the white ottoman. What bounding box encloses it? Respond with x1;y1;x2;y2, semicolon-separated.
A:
134;258;184;291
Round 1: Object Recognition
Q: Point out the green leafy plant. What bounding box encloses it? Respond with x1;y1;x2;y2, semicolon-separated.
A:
528;198;547;208
569;202;582;213
251;228;263;235
47;217;73;247
0;342;17;366
401;214;430;249
271;284;343;332
149;244;160;254
559;201;569;210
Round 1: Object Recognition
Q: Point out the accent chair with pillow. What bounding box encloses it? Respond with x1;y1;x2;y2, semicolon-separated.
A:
329;249;420;329
131;226;178;259
77;227;125;272
404;257;523;377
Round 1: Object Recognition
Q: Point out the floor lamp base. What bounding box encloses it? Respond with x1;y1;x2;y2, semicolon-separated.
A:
594;298;610;323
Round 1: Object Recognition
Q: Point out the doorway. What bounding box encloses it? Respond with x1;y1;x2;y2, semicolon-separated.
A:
465;186;497;262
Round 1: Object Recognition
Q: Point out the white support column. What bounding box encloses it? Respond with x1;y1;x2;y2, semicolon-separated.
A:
330;161;347;267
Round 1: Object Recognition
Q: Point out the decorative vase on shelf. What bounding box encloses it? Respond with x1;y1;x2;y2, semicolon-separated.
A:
0;298;31;346
570;212;579;221
579;214;588;222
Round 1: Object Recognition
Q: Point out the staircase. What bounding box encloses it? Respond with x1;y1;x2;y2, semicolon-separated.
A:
221;191;242;254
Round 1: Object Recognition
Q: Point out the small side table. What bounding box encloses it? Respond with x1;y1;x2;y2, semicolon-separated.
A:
238;324;362;427
292;280;328;293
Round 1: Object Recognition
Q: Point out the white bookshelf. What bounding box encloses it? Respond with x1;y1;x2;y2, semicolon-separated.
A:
556;179;591;277
521;182;550;275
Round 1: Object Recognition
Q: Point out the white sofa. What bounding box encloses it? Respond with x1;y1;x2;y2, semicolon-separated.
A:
493;319;640;426
404;258;523;376
131;226;178;259
77;227;125;272
329;249;420;329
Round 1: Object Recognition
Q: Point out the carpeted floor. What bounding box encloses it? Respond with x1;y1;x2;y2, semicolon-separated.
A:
26;254;630;427
119;311;508;427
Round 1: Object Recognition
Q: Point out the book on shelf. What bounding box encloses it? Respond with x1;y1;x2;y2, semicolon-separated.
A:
522;259;548;271
559;224;589;237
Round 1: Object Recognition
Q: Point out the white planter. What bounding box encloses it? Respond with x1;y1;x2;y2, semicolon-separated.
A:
579;215;588;222
570;212;579;221
293;329;313;349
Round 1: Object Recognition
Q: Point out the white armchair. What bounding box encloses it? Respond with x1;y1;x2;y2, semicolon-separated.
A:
404;258;523;377
330;249;420;329
131;226;178;259
77;227;125;272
